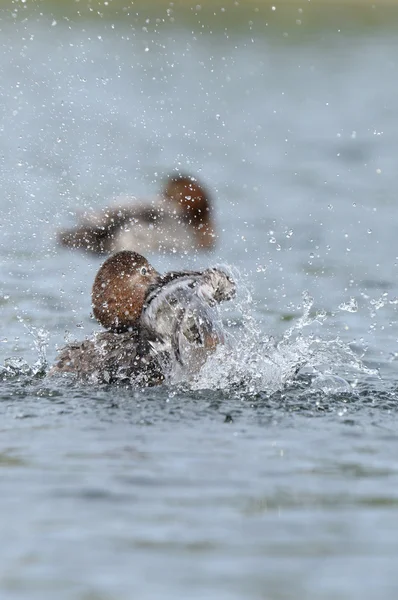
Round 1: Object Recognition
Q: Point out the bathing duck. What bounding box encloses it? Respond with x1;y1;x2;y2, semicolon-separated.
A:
58;174;216;255
51;250;235;385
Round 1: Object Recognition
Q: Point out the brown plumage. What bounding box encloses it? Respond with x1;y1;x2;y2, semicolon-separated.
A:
52;330;165;385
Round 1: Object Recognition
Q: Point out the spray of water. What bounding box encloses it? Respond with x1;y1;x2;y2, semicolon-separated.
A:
0;316;49;379
190;286;378;395
1;273;379;395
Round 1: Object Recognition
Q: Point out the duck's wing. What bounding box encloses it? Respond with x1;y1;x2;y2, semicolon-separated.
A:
58;206;165;254
142;271;234;371
173;295;223;367
155;270;204;286
58;225;110;254
151;268;235;305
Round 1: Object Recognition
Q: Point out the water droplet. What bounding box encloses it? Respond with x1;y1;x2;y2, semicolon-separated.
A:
370;294;388;311
339;298;358;313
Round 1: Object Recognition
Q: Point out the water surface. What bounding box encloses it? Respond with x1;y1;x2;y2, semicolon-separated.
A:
1;3;398;599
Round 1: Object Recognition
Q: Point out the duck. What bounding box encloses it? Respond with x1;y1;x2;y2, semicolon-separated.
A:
58;173;216;255
51;250;235;385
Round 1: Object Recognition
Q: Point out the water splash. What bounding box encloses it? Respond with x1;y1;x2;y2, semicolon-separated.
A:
0;316;49;380
191;290;378;395
0;281;380;396
339;298;358;313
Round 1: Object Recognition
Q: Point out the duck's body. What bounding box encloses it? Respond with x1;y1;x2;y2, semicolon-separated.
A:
58;174;216;255
51;251;235;385
52;330;164;385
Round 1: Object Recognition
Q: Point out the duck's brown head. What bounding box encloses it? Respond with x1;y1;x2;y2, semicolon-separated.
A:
92;250;159;331
163;174;215;249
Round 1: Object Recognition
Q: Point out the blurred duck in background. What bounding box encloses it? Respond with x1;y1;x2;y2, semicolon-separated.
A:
58;173;216;255
51;251;235;385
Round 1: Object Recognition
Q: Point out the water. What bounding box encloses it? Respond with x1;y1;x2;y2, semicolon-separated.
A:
1;2;398;598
